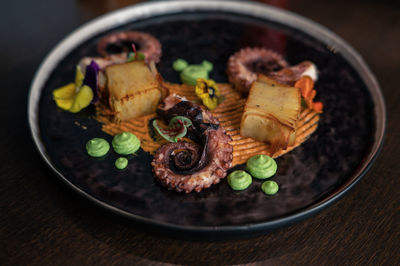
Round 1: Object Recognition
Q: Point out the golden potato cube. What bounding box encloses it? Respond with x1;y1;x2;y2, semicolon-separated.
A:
106;61;161;121
240;75;301;149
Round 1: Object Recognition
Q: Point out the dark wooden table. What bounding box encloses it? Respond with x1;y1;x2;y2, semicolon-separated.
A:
1;0;399;264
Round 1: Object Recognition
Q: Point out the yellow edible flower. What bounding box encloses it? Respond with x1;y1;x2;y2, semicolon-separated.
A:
195;78;221;110
52;83;76;110
53;65;93;113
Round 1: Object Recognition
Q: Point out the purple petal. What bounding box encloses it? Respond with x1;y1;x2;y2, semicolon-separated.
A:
83;60;100;104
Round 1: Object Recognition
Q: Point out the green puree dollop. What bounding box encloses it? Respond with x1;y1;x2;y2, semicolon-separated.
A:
86;138;110;157
172;59;213;85
115;157;128;170
246;154;277;179
112;132;140;155
262;180;279;195
227;170;252;191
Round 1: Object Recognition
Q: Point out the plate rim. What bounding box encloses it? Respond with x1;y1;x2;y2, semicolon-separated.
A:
27;0;386;235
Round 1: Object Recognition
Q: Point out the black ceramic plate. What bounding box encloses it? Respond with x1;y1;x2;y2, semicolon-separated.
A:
28;1;385;238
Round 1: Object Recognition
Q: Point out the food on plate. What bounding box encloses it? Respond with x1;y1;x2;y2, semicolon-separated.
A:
246;154;277;179
67;85;94;113
194;78;222;110
227;47;287;94
227;47;317;94
86;138;110;157
99;79;320;166
227;170;252;191
152;115;192;142
261;180;279;195
240;75;301;151
267;61;317;86
112;132;141;155
173;59;213;85
151;95;233;193
294;76;323;113
53;62;99;113
105;60;162;121
115;157;129;170
97;31;162;64
53;28;323;194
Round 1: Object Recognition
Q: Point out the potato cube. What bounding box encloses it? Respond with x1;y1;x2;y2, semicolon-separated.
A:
106;61;161;121
240;75;301;150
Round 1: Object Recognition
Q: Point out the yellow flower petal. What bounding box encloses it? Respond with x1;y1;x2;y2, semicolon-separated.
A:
53;83;76;100
195;78;221;110
202;97;218;110
54;98;74;110
69;85;94;113
75;65;85;88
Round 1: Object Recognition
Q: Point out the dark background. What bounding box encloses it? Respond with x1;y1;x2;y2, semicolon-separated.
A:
1;0;399;265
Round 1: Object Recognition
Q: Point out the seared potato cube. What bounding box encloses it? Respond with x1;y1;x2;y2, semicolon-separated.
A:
106;61;161;121
240;75;301;149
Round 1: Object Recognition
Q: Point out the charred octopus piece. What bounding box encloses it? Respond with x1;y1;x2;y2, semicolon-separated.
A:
266;60;317;86
97;31;162;64
227;47;288;94
227;47;317;94
151;95;233;193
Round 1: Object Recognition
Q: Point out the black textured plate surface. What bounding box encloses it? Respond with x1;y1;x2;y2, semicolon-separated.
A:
28;1;385;238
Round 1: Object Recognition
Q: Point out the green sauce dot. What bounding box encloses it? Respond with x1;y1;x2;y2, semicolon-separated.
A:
172;59;188;72
227;170;252;191
86;138;110;157
180;65;209;85
201;60;213;72
246;154;277;179
115;157;128;170
262;180;279;195
112;132;140;155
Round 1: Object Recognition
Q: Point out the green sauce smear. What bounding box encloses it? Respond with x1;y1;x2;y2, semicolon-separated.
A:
262;180;279;195
115;157;128;170
112;132;140;155
227;170;252;191
86;138;110;157
246;155;277;179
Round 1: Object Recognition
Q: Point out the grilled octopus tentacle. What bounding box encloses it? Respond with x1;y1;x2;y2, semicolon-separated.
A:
77;31;162;88
97;31;162;64
227;47;317;94
151;96;233;193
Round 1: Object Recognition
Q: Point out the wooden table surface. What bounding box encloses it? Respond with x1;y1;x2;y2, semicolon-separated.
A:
1;0;399;264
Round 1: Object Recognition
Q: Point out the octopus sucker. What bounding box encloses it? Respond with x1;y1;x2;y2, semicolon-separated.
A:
97;31;162;64
227;47;317;94
151;95;233;193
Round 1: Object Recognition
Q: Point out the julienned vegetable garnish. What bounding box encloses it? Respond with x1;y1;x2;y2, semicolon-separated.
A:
195;78;222;110
153;116;193;142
